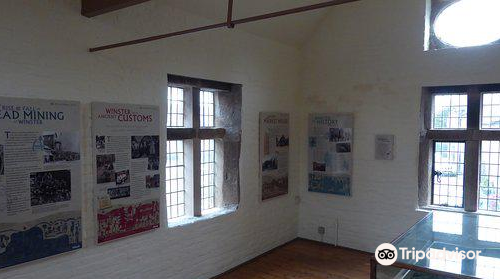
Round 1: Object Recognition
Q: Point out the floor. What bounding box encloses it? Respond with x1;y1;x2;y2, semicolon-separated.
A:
217;239;372;279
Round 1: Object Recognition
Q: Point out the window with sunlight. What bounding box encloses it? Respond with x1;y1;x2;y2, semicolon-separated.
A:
434;0;500;48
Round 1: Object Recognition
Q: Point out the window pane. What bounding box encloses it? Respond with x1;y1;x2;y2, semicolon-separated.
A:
476;255;500;279
428;247;462;274
167;87;184;127
478;215;500;243
482;92;500;129
432;211;463;235
200;91;214;128
480;141;500;212
166;140;185;219
432;142;465;208
201;139;215;211
432;94;467;129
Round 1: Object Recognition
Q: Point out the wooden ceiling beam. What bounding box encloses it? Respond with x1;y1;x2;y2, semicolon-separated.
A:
82;0;152;18
89;0;361;52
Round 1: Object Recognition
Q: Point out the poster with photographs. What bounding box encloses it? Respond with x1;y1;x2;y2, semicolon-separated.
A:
91;102;160;244
260;112;289;200
0;97;82;269
308;113;353;196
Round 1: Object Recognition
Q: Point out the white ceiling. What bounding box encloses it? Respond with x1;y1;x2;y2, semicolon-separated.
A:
163;0;332;47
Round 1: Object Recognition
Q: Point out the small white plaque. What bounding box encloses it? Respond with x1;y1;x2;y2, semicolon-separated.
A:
375;135;395;160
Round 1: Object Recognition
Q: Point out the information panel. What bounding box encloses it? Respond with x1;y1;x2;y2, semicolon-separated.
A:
308;113;353;196
91;102;160;244
259;112;289;201
0;97;82;269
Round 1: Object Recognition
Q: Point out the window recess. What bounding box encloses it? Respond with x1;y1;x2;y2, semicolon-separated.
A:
419;84;500;213
166;75;241;222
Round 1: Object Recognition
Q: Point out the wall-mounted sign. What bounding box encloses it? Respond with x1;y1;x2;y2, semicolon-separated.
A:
375;135;395;160
91;102;160;244
0;97;82;269
260;112;289;200
308;113;353;196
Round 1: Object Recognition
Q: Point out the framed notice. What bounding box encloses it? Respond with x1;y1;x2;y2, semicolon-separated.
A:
260;112;289;200
308;113;353;196
91;102;160;244
375;135;395;160
0;97;82;269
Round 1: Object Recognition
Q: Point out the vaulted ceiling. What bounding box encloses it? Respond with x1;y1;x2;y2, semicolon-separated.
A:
83;0;336;48
163;0;331;47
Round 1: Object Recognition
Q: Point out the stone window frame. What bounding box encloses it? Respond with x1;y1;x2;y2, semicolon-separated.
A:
167;74;241;222
419;83;500;212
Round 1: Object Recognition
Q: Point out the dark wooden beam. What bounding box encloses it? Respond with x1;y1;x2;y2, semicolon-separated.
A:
89;0;361;52
82;0;152;18
166;128;226;141
168;74;234;91
227;0;235;28
166;128;196;141
199;128;226;139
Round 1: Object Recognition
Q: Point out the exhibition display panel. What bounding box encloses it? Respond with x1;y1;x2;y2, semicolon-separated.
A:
371;211;500;279
91;102;161;244
0;97;82;269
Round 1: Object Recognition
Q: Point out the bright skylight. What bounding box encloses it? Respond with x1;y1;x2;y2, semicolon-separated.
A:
434;0;500;48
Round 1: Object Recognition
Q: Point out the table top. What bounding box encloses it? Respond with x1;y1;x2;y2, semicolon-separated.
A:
392;211;500;279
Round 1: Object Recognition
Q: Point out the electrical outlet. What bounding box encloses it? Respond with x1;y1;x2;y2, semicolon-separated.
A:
318;226;326;235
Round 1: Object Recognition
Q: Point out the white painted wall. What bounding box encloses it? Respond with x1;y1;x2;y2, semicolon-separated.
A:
298;0;500;252
0;1;301;278
5;0;500;277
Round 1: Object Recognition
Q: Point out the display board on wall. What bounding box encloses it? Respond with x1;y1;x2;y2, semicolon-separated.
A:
0;97;82;269
308;113;353;196
91;102;160;244
259;112;289;200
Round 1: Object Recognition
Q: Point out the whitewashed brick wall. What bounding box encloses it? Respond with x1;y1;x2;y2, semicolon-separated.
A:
6;0;498;277
299;0;500;252
0;1;301;278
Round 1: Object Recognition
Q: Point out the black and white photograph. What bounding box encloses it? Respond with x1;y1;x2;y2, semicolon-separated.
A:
275;135;289;147
0;144;4;176
329;128;351;143
148;156;159;171
131;136;159;160
107;186;130;200
30;170;71;206
97;154;115;184
96;136;105;151
262;154;278;172
312;162;326;172
336;143;351;153
146;174;160;188
42;132;80;164
115;170;130;185
262;176;288;200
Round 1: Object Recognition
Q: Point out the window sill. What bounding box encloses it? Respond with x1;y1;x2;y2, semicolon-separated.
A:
418;205;466;214
429;128;467;131
418;205;500;217
167;205;237;228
